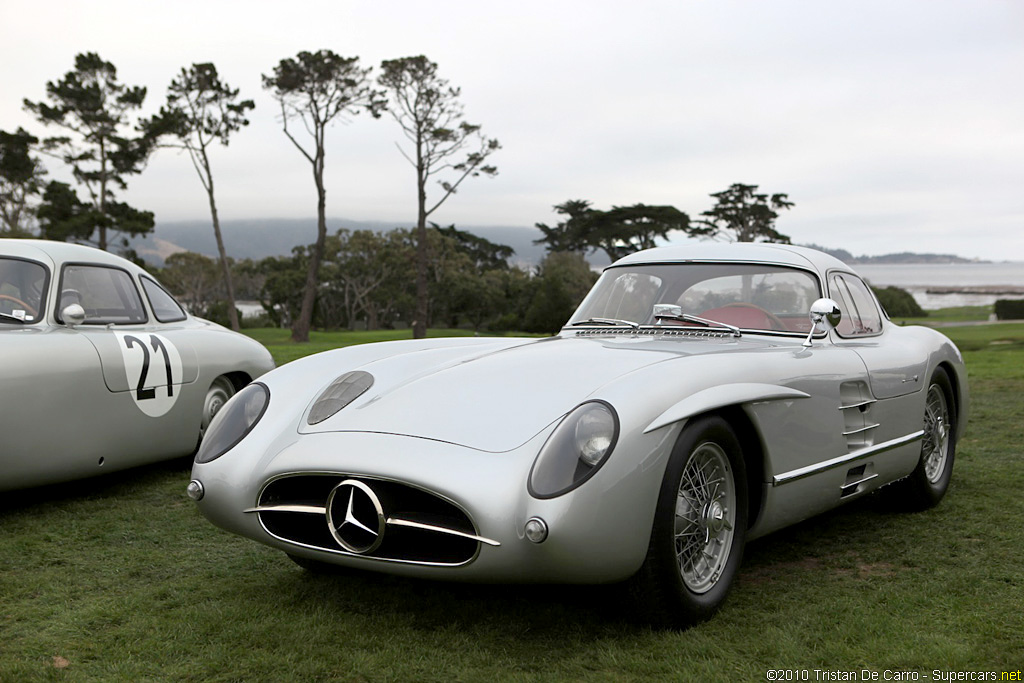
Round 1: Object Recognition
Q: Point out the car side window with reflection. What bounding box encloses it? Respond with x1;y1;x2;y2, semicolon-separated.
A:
59;264;147;325
830;274;882;337
0;257;48;323
141;277;187;323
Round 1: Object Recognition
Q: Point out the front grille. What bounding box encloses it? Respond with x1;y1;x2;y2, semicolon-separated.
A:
254;474;481;566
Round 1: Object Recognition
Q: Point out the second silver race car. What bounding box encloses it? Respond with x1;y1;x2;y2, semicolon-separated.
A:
1;239;275;491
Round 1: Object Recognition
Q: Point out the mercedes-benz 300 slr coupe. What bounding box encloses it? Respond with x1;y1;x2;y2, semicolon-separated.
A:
1;239;275;491
189;243;966;626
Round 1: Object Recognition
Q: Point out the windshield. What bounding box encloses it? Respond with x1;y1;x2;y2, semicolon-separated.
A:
568;262;822;334
0;257;48;323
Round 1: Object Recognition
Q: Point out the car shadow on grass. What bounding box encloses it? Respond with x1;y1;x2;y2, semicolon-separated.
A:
255;559;651;636
0;455;194;513
235;489;927;635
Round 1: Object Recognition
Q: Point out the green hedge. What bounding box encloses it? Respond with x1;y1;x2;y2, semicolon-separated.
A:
994;299;1024;320
872;286;926;318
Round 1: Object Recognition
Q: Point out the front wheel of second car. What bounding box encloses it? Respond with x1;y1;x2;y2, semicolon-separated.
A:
631;414;748;628
200;376;237;440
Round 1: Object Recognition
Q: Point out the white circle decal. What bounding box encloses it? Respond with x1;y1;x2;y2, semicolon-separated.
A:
114;332;184;417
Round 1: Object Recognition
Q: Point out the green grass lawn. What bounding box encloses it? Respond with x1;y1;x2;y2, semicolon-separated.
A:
243;327;538;365
894;304;995;326
2;322;1022;681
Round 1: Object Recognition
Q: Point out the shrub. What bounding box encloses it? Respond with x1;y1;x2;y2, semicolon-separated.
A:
994;299;1024;320
872;286;926;318
201;300;243;327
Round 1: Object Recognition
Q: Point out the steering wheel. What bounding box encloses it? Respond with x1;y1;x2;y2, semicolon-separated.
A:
0;294;37;318
719;303;787;331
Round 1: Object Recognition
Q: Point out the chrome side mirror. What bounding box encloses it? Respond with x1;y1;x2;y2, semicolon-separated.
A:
62;303;86;328
802;298;841;347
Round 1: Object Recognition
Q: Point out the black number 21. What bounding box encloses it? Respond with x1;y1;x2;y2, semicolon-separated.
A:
124;335;174;401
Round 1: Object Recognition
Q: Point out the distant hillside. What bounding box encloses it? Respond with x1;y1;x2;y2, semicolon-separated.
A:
800;243;983;265
128;224;981;269
129;219;550;268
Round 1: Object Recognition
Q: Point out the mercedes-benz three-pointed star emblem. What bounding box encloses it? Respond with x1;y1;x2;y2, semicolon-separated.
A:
326;479;386;554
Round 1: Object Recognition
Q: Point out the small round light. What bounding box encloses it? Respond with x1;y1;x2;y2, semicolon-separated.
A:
524;517;548;543
186;480;205;501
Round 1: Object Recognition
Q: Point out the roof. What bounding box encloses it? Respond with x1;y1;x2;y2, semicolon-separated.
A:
0;239;143;272
610;243;854;276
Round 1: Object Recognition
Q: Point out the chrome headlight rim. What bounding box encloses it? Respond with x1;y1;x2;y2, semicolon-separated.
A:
528;400;620;500
194;382;270;464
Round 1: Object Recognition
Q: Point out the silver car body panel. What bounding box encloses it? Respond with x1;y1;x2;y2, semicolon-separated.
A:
191;243;968;583
1;239;275;490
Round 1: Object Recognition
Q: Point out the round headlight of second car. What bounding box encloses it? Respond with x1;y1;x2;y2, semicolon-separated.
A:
194;382;269;464
529;401;619;499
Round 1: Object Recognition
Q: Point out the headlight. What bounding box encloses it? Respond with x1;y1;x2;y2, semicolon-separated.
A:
194;383;269;464
529;401;619;498
307;371;374;425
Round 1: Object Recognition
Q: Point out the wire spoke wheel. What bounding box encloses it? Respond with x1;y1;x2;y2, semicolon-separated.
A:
673;441;736;594
200;376;236;438
886;367;957;510
632;415;747;627
921;382;951;484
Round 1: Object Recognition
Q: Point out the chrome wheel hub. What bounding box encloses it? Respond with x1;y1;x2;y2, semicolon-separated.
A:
674;441;736;594
200;378;235;437
702;500;726;536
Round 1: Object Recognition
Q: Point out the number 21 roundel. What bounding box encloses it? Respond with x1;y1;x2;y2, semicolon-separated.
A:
114;332;184;417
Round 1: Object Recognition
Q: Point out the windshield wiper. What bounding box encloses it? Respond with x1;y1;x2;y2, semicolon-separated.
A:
652;309;741;337
0;312;27;325
570;317;639;330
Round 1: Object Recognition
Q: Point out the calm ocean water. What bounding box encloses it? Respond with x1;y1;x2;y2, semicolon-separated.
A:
855;262;1024;309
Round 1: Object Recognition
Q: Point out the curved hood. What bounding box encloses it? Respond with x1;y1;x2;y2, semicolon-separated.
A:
297;334;743;452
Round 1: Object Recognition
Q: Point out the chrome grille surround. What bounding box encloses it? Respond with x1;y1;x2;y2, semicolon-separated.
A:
249;472;491;567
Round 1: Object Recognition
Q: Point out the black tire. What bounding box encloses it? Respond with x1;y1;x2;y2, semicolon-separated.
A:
892;367;957;510
630;414;748;628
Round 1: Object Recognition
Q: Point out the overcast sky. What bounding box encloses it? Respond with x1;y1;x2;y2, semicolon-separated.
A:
2;1;1022;260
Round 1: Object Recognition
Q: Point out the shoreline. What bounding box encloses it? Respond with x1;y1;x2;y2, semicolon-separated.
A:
924;285;1024;295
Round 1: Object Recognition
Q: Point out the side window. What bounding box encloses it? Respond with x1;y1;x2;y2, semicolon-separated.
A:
59;264;147;325
141;277;187;323
830;274;882;337
0;257;48;323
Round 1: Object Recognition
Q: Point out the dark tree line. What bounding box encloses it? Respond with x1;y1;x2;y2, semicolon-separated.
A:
3;50;499;342
157;224;596;335
3;53;809;339
534;183;795;259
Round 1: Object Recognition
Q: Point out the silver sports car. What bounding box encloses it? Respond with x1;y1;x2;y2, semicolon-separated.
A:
189;243;966;626
1;239;275;491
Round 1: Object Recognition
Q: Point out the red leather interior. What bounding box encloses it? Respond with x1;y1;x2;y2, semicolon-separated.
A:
699;304;775;330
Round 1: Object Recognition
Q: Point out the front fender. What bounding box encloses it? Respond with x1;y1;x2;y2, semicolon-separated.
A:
642;383;810;434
